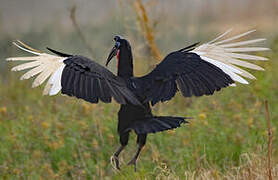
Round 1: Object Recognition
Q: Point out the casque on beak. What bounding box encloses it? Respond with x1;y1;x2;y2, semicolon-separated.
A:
106;41;121;66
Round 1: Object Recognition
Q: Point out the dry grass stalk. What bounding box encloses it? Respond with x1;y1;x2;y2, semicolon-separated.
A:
70;5;95;59
265;100;273;180
181;153;278;180
133;0;162;62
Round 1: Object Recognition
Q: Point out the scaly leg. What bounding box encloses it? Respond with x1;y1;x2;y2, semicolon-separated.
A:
111;145;125;170
111;132;130;170
128;134;147;172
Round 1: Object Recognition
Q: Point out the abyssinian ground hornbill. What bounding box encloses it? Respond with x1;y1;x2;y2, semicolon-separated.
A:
7;29;268;171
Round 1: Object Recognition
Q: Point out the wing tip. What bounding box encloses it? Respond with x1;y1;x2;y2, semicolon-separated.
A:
256;55;269;61
211;29;258;46
11;67;19;71
12;41;42;55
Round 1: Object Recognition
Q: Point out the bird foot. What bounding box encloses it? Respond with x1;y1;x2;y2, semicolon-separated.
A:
110;155;120;171
127;158;137;172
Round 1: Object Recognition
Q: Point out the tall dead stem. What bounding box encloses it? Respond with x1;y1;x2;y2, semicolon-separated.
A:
70;6;95;59
264;100;273;180
133;0;162;62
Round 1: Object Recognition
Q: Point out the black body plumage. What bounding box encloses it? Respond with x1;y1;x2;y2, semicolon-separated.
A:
54;38;234;170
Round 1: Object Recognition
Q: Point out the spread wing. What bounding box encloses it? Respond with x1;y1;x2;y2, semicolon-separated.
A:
130;30;269;106
6;41;141;105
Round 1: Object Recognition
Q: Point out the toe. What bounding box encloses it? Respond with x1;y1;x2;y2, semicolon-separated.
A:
110;156;121;170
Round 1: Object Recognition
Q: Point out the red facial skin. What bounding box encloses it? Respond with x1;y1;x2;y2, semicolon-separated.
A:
116;50;120;68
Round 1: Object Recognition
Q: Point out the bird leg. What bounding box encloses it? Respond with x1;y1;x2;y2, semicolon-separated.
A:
127;144;144;172
111;145;126;170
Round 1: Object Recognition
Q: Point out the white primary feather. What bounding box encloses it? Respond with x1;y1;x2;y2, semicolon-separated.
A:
191;30;269;84
212;30;256;45
207;29;233;44
6;41;66;95
203;54;256;79
12;42;42;56
49;64;65;95
201;56;249;84
219;38;266;48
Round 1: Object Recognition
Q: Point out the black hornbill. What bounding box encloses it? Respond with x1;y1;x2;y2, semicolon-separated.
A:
7;29;268;171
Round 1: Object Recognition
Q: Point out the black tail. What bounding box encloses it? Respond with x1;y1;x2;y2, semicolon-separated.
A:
130;116;189;134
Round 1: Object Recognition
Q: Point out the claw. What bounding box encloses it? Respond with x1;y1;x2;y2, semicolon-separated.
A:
110;155;121;171
127;158;137;172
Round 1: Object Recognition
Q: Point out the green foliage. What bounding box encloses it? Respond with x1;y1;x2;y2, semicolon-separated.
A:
0;29;277;179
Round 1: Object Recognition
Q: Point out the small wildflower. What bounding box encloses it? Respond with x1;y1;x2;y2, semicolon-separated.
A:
247;117;254;126
199;113;207;120
166;129;175;135
0;107;7;116
48;139;64;150
41;121;50;129
81;170;86;175
27;115;34;122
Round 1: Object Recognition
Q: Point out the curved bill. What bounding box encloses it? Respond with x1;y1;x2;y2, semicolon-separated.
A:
106;46;118;66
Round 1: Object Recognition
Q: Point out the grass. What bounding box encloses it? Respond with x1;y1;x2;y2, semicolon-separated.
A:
0;40;277;179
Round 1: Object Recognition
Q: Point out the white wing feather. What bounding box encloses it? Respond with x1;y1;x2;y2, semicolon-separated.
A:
6;41;66;95
191;30;269;84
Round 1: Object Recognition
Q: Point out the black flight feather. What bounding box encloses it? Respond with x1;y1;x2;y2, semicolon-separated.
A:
178;42;200;52
46;47;72;57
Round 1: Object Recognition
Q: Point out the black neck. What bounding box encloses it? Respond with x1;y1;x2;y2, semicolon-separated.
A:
117;45;134;78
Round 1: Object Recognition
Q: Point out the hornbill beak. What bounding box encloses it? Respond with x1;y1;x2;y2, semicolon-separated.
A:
106;46;118;66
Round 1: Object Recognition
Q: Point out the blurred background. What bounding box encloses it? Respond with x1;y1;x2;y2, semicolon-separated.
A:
0;0;277;179
1;0;277;65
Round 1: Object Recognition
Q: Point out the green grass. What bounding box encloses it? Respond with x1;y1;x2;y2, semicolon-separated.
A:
0;32;277;179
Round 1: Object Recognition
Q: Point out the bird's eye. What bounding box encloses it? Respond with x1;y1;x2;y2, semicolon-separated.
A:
114;36;120;42
115;42;121;48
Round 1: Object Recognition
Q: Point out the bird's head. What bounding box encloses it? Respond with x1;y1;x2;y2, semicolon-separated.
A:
106;35;131;67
